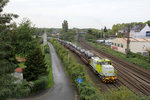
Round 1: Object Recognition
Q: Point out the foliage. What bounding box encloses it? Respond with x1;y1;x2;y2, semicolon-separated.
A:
117;32;122;38
0;1;20;99
0;42;17;74
13;19;39;56
146;20;150;27
0;80;31;100
85;33;97;43
11;80;31;98
44;44;53;88
44;44;50;54
18;62;26;68
45;53;53;88
0;1;18;42
104;26;108;33
60;29;76;42
103;86;150;100
23;48;47;81
111;22;145;33
31;76;49;92
62;20;68;32
50;39;101;100
16;19;34;42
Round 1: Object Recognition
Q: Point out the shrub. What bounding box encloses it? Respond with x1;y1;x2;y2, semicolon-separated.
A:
11;80;31;98
31;76;49;92
44;44;50;54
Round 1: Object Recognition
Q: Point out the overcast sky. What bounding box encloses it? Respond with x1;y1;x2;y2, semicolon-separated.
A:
4;0;150;29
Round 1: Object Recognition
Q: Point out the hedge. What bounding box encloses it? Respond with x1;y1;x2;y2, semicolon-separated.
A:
44;44;50;54
0;80;31;100
31;76;49;92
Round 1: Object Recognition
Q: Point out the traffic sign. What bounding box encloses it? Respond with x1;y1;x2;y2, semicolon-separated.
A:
77;78;82;83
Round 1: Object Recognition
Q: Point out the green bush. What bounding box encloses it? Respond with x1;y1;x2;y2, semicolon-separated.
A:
0;80;31;100
44;44;50;54
45;53;53;88
103;86;150;100
31;76;49;92
11;80;31;98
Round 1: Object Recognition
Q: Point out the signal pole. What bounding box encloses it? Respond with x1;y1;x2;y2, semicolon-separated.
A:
126;25;131;58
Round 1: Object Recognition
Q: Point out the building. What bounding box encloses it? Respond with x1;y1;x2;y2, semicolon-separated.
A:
11;67;23;83
111;38;150;56
118;27;128;34
118;24;150;38
130;24;150;38
118;27;129;37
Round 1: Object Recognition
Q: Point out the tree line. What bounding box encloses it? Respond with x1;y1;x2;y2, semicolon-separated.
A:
0;1;48;99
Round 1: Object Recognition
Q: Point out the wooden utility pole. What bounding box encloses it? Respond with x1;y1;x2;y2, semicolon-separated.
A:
126;25;130;57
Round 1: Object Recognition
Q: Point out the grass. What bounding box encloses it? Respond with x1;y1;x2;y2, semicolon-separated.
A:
88;41;150;72
16;54;27;68
18;62;26;68
40;44;45;55
102;86;150;100
45;53;53;88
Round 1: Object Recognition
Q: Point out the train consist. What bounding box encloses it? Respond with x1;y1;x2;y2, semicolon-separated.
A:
58;39;117;83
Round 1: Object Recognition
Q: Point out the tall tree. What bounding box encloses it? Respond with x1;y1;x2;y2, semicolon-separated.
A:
0;0;18;41
62;20;68;32
118;32;122;38
0;0;18;99
14;19;38;56
146;20;150;27
23;48;47;81
104;26;107;33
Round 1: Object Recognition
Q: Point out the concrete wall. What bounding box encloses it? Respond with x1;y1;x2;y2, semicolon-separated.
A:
111;38;127;54
130;42;150;53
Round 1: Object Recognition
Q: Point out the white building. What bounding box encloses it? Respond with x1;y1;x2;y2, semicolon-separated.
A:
11;67;23;83
130;24;150;38
111;38;150;56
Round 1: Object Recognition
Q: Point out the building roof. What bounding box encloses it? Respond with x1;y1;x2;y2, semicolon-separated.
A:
114;38;150;42
119;27;128;32
16;57;26;63
15;67;23;73
131;24;146;32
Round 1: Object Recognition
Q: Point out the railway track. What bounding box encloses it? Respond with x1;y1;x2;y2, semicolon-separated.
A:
79;39;150;96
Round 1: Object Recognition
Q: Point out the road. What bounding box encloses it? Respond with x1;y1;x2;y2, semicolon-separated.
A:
43;33;47;46
45;42;76;100
10;42;76;100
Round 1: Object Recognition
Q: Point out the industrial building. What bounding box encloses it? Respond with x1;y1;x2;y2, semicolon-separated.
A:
111;38;150;56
